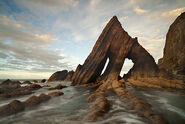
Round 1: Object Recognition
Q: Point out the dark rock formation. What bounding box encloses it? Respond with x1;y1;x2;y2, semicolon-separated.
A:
0;100;25;117
158;12;185;78
1;79;21;88
33;80;38;83
48;91;64;97
22;81;32;84
48;84;67;90
0;92;63;117
65;70;74;81
24;93;51;107
48;70;74;82
71;16;158;85
41;79;46;83
26;84;42;90
0;82;42;99
84;91;110;121
48;70;68;82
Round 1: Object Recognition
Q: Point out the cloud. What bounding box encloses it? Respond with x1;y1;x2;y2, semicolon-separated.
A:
90;0;101;6
150;7;185;21
0;15;57;43
162;7;185;19
0;41;73;73
119;16;128;23
37;34;58;42
138;36;165;61
130;30;143;36
0;15;74;76
134;6;149;14
15;0;78;10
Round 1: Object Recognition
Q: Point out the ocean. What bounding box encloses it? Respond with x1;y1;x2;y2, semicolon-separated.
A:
0;81;184;124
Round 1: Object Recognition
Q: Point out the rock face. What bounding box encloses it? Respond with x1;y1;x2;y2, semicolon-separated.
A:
48;84;67;90
48;70;74;82
124;40;159;79
0;80;42;99
41;79;46;83
0;92;63;117
48;70;68;82
65;70;74;81
71;16;158;85
22;81;32;84
158;12;185;77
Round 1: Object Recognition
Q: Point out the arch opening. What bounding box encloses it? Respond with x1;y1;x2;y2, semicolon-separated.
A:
120;58;134;78
101;58;110;75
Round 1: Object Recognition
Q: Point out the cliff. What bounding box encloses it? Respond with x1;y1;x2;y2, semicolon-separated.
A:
158;12;185;79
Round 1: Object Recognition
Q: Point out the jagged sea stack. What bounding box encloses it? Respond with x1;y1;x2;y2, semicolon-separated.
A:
71;16;158;85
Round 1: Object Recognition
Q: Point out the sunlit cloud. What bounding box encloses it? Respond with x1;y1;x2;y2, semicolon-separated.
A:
162;7;185;19
134;6;149;14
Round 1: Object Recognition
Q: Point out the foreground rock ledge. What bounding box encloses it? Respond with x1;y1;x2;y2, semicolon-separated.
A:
0;91;64;117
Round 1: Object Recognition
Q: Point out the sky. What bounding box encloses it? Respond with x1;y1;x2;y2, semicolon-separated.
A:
0;0;184;79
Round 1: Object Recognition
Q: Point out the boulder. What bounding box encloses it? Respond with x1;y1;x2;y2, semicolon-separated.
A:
0;79;21;88
48;84;67;90
158;12;185;80
41;79;46;83
0;100;25;117
84;91;110;121
0;92;62;117
27;84;42;90
48;70;68;82
22;81;32;84
0;84;41;99
65;70;74;81
48;91;64;97
33;80;38;83
24;94;51;107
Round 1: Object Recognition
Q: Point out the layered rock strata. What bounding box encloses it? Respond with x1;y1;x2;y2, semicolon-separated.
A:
71;16;158;85
158;12;185;80
0;91;64;117
48;70;74;82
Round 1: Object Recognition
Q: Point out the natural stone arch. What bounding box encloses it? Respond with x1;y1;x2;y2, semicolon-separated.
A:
70;16;169;123
71;16;158;85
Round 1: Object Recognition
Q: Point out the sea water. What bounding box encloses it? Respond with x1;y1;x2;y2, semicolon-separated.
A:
0;81;184;124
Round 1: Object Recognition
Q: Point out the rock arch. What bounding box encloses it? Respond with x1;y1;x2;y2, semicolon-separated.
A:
71;16;158;85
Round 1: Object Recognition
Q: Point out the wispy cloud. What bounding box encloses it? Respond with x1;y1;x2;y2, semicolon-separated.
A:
134;6;149;14
0;14;74;77
162;7;185;19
